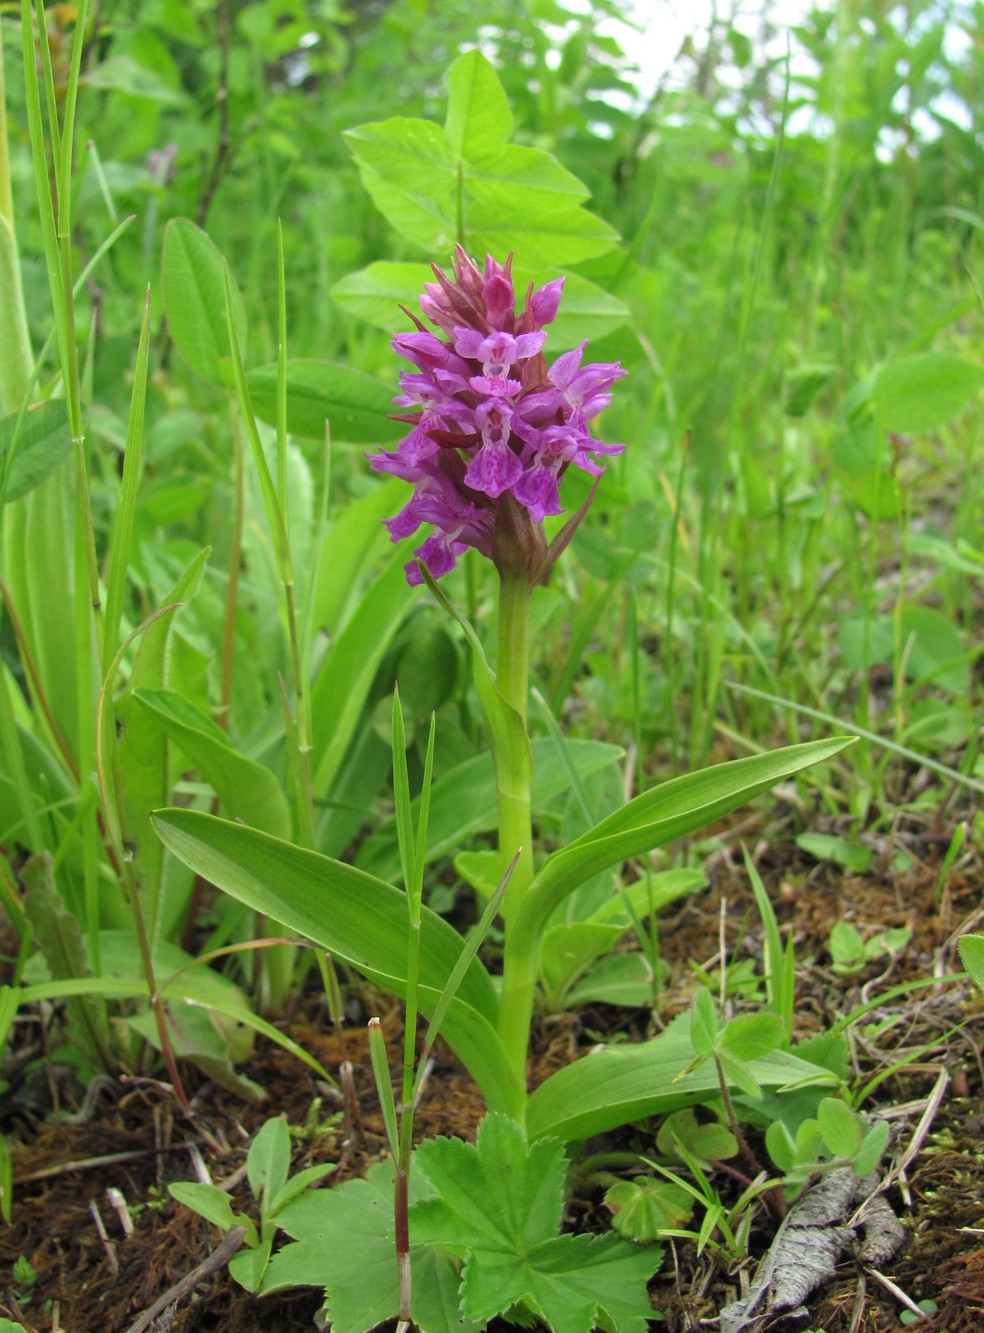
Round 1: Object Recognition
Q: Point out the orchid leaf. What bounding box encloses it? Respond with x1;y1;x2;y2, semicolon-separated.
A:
526;1016;840;1142
134;688;291;840
519;738;853;932
357;738;623;884
149;810;523;1112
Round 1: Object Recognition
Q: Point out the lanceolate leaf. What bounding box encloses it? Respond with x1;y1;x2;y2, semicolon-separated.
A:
309;547;418;800
526;1017;839;1142
133;687;291;840
357;738;623;884
149;810;523;1112
518;738;853;933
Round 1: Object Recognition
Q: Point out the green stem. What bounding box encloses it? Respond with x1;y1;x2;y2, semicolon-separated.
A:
0;22;34;414
492;571;536;1104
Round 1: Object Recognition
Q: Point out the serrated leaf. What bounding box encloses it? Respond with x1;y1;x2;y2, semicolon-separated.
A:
263;1161;478;1333
463;1232;660;1333
605;1177;693;1240
410;1115;660;1333
412;1115;566;1253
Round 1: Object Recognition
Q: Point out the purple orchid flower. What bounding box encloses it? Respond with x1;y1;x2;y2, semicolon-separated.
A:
367;246;625;584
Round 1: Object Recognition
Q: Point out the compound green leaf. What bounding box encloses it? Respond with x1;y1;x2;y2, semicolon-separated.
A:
162;218;247;385
246;360;403;444
0;402;72;504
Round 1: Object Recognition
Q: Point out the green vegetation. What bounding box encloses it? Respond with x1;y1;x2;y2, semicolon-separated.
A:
0;0;980;1327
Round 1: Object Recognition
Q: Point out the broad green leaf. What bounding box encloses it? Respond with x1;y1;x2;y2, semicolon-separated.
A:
959;934;984;993
228;1239;272;1292
245;360;403;444
310;479;406;639
720;1012;785;1062
586;869;708;926
852;1120;889;1176
0;402;72;503
83;54;190;105
444;47;513;163
656;1108;738;1164
264;1161;479;1333
690;988;717;1058
411;1115;660;1333
309;548;418;799
150;810;495;1019
357;738;624;884
344;118;457;252
519;738;852;932
717;1050;764;1100
20;853;110;1064
331;262;629;348
526;1018;838;1141
133;688;291;840
817;1098;861;1158
796;832;874;873
564;951;665;1009
149;810;523;1112
604;1177;693;1240
871;352;984;433
0;212;33;417
344;52;618;266
114;547;210;946
539;922;624;1009
162;218;247;385
169;1182;245;1233
21;852;89;984
247;1116;292;1210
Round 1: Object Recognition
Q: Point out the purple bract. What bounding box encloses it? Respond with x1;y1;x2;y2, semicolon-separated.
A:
367;246;626;585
